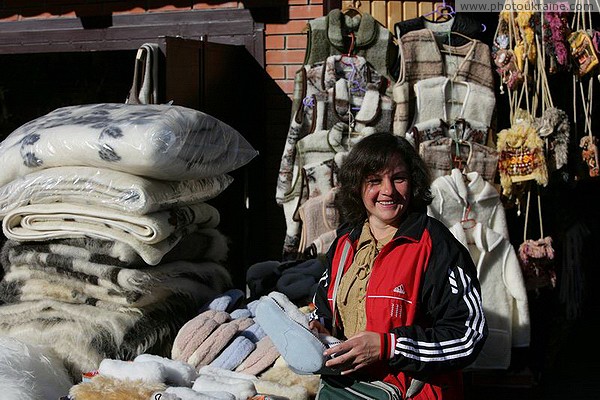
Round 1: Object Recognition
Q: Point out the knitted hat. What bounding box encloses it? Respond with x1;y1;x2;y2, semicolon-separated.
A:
172;310;230;362
210;335;256;371
246;260;281;300
235;336;280;376
188;317;254;369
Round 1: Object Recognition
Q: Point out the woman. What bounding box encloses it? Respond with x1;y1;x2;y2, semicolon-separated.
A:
309;132;487;399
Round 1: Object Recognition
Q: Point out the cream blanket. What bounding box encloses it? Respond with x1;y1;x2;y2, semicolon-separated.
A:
0;103;258;186
0;166;233;218
2;202;220;265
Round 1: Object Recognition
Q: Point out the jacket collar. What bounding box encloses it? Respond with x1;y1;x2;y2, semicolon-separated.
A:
346;212;427;243
326;9;378;51
436;168;500;206
449;221;504;253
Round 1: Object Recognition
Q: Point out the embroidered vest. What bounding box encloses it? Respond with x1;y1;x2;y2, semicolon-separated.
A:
393;29;495;136
276;55;392;205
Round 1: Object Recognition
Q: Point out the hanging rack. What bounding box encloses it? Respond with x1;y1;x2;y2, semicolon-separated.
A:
422;2;455;21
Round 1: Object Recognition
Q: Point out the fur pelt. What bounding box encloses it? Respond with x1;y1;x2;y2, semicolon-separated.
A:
0;335;73;400
258;357;320;398
69;375;166;400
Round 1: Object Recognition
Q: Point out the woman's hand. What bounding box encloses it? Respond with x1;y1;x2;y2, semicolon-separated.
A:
322;331;381;375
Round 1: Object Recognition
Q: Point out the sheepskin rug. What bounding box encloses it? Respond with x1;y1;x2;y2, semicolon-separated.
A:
0;335;73;399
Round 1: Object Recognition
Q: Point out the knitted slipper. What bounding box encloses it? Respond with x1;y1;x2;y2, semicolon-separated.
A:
210;335;256;371
172;310;230;361
188;318;254;369
254;293;341;375
234;336;280;376
200;288;246;313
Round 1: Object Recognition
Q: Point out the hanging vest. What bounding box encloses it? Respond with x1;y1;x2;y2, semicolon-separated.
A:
276;55;392;206
304;9;398;85
407;76;496;147
392;29;495;137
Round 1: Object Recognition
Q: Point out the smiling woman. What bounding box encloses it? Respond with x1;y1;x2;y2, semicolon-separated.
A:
308;132;488;400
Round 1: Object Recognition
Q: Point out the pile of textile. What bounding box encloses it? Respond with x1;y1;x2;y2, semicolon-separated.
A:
65;289;320;400
0;103;258;378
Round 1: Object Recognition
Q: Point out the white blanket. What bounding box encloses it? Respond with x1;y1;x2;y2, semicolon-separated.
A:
3;202;220;265
0;103;258;186
0;166;233;218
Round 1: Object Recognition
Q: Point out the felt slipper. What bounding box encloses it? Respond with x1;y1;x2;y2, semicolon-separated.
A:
254;294;340;375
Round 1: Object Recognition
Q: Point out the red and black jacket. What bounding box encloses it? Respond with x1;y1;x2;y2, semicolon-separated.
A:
311;211;487;400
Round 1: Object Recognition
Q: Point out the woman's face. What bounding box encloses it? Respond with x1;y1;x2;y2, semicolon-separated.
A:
361;156;411;228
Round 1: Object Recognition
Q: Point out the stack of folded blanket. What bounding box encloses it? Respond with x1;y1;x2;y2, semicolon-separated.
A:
0;103;258;378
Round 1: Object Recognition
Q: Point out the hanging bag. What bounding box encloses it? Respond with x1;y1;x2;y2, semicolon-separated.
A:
533;36;570;173
577;76;599;177
518;188;557;291
568;0;599;77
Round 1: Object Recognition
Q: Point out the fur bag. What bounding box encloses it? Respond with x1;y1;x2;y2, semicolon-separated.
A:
534;107;570;173
518;190;557;291
518;236;557;291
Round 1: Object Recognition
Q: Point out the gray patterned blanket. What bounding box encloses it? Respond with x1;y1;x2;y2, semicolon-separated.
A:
0;236;232;296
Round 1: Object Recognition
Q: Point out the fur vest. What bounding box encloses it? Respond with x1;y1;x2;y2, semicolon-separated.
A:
304;9;397;84
392;29;494;136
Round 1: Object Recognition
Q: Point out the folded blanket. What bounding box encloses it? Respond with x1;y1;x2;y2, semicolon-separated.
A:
0;166;233;218
1;238;231;293
2;202;220;264
1;258;232;303
0;103;258;186
1;229;228;272
0;294;206;376
0;273;225;312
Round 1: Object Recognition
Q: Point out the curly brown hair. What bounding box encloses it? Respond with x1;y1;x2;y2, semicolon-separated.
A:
335;132;433;227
